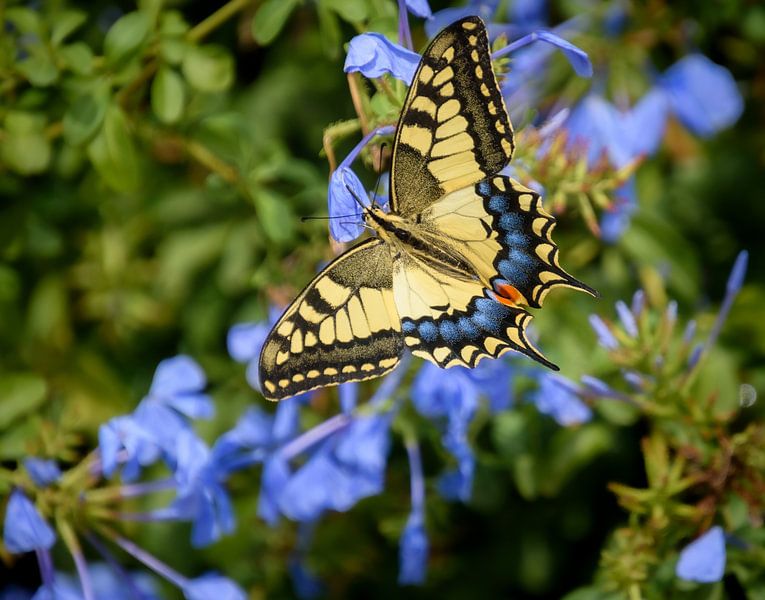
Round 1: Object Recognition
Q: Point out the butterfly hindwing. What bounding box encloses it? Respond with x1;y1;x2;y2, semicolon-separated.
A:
390;16;514;217
394;251;556;370
422;175;596;309
259;239;404;401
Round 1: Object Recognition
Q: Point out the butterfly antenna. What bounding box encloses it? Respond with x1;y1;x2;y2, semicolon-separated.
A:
300;214;363;222
370;142;387;210
344;183;370;213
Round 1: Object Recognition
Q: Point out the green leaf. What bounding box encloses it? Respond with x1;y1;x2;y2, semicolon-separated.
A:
104;11;151;67
0;373;47;430
253;189;295;245
58;42;95;75
5;7;43;35
51;9;87;45
16;53;59;86
181;45;234;93
86;104;141;193
324;0;369;23
63;87;110;146
317;3;341;59
151;66;186;123
1;111;51;175
251;0;300;45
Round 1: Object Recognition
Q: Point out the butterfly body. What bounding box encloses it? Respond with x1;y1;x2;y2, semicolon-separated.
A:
258;17;595;401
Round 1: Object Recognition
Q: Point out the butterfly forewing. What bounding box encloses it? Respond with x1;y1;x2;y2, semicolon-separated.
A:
259;239;404;401
390;16;514;216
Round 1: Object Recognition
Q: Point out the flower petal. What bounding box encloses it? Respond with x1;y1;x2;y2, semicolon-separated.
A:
182;574;246;600
327;166;368;242
227;322;271;363
532;374;592;426
3;490;56;553
150;355;206;397
344;33;420;84
24;458;62;488
398;515;429;585
676;526;726;583
661;54;742;137
404;0;432;18
536;30;592;77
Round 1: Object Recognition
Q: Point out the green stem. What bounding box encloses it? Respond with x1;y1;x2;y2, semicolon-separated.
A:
187;0;252;43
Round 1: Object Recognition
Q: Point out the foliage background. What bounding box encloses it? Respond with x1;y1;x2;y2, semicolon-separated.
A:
0;0;763;598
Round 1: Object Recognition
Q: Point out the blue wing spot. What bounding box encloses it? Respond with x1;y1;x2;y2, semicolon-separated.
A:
499;213;523;231
499;259;531;286
457;316;480;339
505;231;529;247
417;321;438;342
488;195;508;213
509;248;535;268
478;181;491;196
439;320;461;344
402;321;416;334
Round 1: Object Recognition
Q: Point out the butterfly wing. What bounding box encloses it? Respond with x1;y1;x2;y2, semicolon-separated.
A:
395;175;596;370
394;250;555;369
259;239;404;401
422;175;596;309
390;16;513;217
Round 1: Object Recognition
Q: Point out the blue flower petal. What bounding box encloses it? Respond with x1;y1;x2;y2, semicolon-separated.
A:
182;574;246;600
344;33;420;84
334;414;391;474
398;515;429;585
24;458;61;488
676;526;726;583
3;490;56;553
532;374;592;426
258;455;291;526
328;166;368;243
600;179;636;244
626;88;670;157
405;0;432;18
536;31;592;77
150;355;206;397
661;54;742;137
227;322;270;363
509;0;547;28
425;7;474;37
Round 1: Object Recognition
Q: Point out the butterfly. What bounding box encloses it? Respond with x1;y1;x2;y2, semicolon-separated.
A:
258;16;595;401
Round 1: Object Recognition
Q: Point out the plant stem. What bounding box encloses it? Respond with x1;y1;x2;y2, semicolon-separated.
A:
188;0;252;44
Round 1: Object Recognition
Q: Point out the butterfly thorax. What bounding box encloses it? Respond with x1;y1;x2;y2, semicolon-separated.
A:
364;206;477;280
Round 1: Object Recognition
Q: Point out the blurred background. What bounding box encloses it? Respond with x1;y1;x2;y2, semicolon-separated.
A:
0;0;763;598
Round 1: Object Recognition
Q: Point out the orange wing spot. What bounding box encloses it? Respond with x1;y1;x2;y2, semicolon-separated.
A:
494;282;522;306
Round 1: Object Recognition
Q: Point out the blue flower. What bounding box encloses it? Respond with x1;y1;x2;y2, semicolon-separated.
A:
98;356;212;480
23;459;61;488
344;33;420;84
531;373;592;426
398;515;429;585
327;166;368;242
33;564;158;600
412;363;479;501
181;573;247;600
258;454;291;525
676;526;726;583
661;54;742;138
508;0;547;28
426;1;499;36
276;414;392;521
589;314;619;350
159;430;236;548
600;179;637;243
403;0;432;19
3;490;56;553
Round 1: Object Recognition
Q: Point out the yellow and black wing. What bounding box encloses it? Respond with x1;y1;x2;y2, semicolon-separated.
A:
396;175;596;370
259;239;404;401
390;16;514;217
